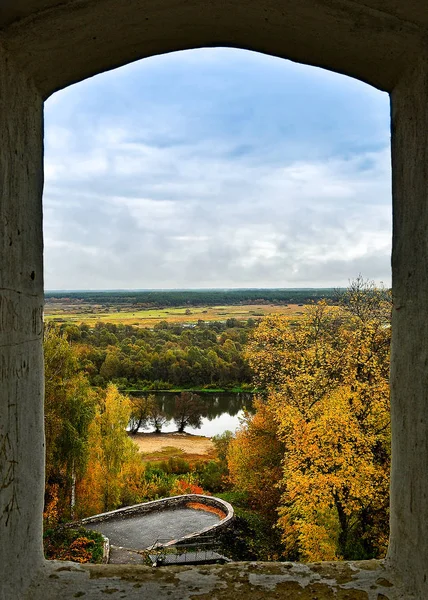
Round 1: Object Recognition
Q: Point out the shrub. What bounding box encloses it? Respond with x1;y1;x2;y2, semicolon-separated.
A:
170;474;205;496
194;460;226;492
158;456;191;475
44;526;105;563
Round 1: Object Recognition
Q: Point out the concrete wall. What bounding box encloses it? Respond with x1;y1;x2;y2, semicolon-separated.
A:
388;53;428;598
1;1;428;598
0;43;45;600
81;494;232;523
2;0;425;97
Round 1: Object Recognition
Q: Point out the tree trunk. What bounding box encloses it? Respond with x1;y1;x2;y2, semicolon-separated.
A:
70;461;76;519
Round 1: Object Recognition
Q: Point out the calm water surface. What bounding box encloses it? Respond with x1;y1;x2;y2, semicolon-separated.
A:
131;391;254;437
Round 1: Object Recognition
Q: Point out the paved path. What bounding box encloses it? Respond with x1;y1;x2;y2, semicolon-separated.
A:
87;507;220;550
108;547;148;564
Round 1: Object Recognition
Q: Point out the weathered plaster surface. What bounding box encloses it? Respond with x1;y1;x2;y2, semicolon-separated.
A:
1;0;425;98
3;0;428;31
388;52;428;599
23;559;404;600
0;42;45;600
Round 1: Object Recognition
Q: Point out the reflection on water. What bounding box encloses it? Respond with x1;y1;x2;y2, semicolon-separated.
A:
131;392;254;437
162;410;245;437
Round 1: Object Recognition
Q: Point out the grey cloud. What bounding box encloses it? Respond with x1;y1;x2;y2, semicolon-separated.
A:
43;121;391;289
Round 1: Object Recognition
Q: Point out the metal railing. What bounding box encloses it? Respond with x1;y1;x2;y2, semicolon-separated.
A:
148;536;230;567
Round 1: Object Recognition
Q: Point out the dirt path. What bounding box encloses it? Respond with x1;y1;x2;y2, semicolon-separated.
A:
130;432;214;456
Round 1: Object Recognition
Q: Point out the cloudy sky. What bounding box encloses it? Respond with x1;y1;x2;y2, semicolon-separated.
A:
43;48;391;291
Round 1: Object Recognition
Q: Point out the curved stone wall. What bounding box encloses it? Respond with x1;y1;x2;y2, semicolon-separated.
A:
79;494;234;547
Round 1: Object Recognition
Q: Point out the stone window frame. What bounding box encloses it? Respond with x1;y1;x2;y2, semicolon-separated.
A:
1;2;428;598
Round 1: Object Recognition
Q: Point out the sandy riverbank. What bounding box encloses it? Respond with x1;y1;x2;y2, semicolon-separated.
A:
130;432;214;456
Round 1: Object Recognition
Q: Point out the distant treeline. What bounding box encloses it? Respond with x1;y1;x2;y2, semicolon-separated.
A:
45;288;338;307
58;319;254;390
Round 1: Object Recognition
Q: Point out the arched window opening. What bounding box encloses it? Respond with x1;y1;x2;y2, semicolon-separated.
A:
41;48;392;567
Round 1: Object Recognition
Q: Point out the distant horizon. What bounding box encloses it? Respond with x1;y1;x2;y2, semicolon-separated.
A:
45;285;342;294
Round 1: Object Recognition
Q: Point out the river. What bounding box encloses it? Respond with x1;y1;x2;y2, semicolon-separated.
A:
130;391;254;437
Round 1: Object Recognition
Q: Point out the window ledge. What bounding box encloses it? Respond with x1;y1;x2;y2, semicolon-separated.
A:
24;558;401;599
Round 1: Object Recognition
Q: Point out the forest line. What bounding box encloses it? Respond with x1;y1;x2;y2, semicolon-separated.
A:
45;287;337;307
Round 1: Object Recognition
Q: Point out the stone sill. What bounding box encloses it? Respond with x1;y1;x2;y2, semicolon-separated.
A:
24;558;404;599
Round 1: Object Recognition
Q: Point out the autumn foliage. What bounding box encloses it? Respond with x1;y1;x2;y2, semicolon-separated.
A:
227;398;284;519
228;279;391;561
43;525;105;563
44;326;96;519
186;502;226;519
44;279;390;563
44;330;147;525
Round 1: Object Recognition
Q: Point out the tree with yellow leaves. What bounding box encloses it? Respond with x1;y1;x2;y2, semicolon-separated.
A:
233;279;390;561
76;384;144;516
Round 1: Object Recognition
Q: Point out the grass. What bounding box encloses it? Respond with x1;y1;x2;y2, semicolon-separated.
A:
139;446;187;461
44;303;304;328
133;441;216;464
142;451;214;465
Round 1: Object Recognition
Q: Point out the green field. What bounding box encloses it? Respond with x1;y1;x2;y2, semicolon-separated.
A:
44;302;305;328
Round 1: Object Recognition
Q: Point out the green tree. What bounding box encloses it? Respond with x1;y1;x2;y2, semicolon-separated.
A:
44;325;96;518
129;394;156;434
212;430;234;463
173;392;205;433
149;402;169;433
